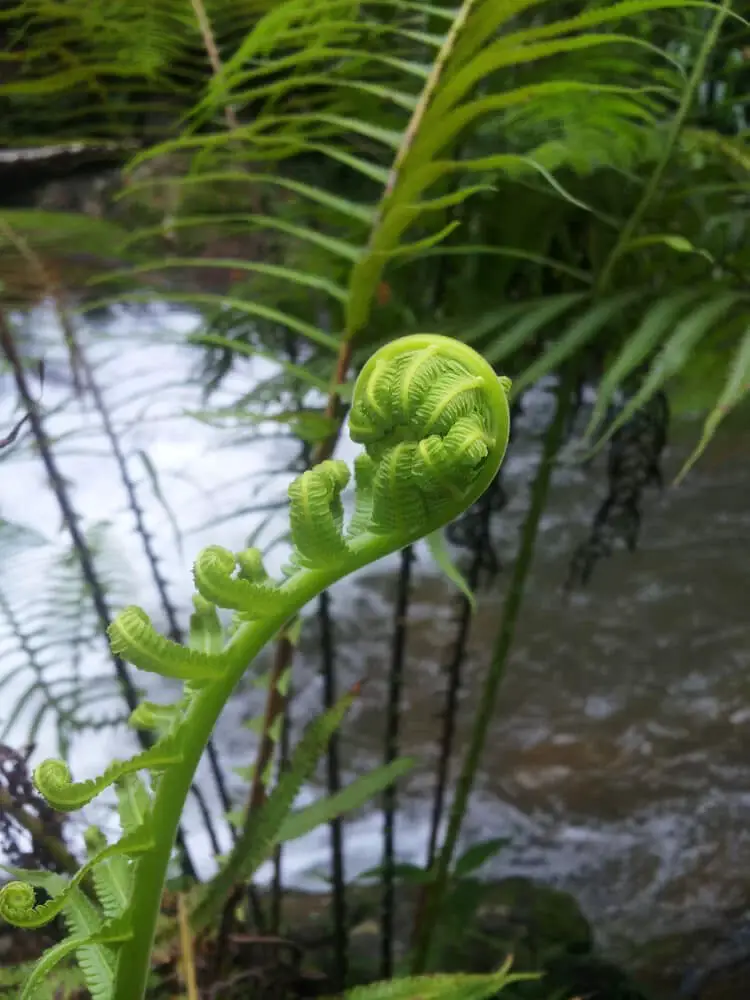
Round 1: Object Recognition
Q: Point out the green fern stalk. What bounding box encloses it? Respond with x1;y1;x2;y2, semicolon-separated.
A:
0;334;510;1000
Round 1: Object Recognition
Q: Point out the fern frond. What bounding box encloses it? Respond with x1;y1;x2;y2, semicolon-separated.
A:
0;828;151;928
590;291;746;452
287;459;351;569
107;606;228;681
33;739;179;810
192;544;281;614
675;326;750;482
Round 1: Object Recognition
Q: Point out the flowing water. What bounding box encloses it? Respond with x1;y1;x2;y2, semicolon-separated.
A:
1;308;749;981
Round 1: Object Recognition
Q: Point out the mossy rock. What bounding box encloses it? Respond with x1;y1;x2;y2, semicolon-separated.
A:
277;876;593;987
499;953;655;1000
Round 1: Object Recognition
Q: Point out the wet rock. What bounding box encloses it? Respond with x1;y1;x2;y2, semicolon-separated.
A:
630;911;750;1000
689;960;750;1000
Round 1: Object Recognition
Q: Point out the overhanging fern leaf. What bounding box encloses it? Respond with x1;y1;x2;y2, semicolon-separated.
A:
591;291;745;452
675;326;750;482
583;287;709;440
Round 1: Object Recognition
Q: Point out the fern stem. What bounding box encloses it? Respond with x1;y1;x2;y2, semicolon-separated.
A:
380;544;414;980
318;588;348;990
112;540;415;1000
380;0;479;202
411;371;573;973
177;893;200;1000
597;0;731;292
270;678;292;934
189;0;239;130
228;341;356;938
0;331;141;711
0;218;231;857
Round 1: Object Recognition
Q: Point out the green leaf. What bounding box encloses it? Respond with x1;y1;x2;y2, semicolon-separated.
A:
453;838;510;878
1;869;118;1000
675;328;750;483
356;861;432;885
426;530;475;609
82;292;341;353
342;961;537;1000
19;936;95;1000
116;774;152;834
119;213;362;263
624;233;714;263
94;256;351;303
277;756;416;843
592;292;745;452
583;288;708;440
483;295;586;364
187;334;332;392
511;292;638;398
121;171;375;225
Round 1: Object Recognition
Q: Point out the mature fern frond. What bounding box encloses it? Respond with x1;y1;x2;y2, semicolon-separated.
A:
0;0;281;140
105;0;684;375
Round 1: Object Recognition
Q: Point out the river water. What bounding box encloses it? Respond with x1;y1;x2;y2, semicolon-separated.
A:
1;307;748;976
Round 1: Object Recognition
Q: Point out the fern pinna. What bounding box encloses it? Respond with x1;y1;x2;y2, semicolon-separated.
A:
0;335;510;1000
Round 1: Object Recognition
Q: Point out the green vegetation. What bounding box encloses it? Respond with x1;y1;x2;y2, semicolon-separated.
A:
0;0;748;997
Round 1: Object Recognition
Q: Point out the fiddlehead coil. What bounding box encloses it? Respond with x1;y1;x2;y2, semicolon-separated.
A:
189;593;224;654
347;335;511;536
34;740;181;811
0;882;36;926
193;545;280;616
108;606;227;681
0;828;152;929
288;459;351;569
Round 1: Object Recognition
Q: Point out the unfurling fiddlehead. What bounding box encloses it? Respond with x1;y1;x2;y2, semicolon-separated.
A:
1;336;511;1000
108;606;227;681
347;335;510;540
33;741;181;811
193;545;280;616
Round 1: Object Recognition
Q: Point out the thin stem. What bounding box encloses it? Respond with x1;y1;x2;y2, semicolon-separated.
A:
270;678;291;933
410;372;574;973
0;219;230;855
380;545;414;979
425;533;485;867
597;0;731;292
189;0;239;130
319;589;348;990
112;531;426;1000
177;894;200;1000
221;635;294;939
